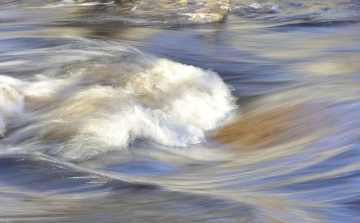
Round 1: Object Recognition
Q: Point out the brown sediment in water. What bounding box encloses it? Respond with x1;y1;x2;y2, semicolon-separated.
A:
212;103;330;150
42;96;106;140
43;126;79;140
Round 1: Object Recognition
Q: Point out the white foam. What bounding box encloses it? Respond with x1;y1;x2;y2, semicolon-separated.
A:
271;5;279;13
248;3;262;9
0;75;26;137
24;75;69;102
1;49;236;155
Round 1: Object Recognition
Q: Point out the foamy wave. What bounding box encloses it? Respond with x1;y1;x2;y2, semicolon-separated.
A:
2;53;236;151
0;76;26;137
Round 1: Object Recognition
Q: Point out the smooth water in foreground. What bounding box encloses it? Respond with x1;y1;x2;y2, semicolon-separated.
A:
1;0;360;222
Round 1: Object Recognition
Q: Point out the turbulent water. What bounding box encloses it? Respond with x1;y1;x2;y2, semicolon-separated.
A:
1;0;360;222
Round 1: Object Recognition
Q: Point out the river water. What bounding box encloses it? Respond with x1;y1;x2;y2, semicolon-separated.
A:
0;0;360;222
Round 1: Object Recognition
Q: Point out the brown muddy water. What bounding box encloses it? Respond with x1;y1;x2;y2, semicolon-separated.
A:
1;0;360;222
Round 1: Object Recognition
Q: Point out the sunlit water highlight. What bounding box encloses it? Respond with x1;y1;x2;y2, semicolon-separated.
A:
1;0;360;222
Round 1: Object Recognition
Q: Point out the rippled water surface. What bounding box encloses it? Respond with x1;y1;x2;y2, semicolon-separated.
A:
1;0;360;222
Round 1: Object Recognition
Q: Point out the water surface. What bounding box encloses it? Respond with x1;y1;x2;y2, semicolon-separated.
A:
1;0;360;222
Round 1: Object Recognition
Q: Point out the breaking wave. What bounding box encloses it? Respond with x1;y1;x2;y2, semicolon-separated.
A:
0;38;236;158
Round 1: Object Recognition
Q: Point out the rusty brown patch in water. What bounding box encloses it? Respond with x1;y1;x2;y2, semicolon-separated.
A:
212;103;330;150
44;126;79;140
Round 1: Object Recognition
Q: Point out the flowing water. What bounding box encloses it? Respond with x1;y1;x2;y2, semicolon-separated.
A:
1;0;360;222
